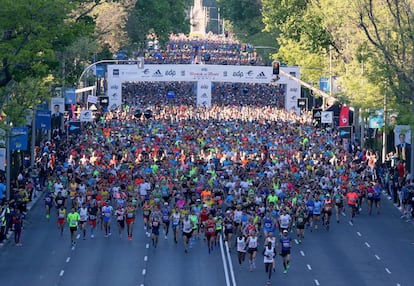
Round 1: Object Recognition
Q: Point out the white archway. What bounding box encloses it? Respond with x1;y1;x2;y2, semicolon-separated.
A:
107;64;301;113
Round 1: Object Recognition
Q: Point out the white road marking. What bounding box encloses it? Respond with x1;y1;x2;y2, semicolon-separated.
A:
314;279;320;285
396;283;401;286
76;234;80;240
66;257;70;263
142;269;146;275
356;232;362;237
307;264;312;270
294;239;299;244
224;241;237;286
144;256;148;261
300;250;305;256
349;221;354;226
59;270;64;277
374;254;381;260
146;243;149;249
365;242;371;248
385;268;391;274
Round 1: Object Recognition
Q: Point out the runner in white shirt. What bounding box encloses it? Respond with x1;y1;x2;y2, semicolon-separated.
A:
263;241;277;285
79;203;88;240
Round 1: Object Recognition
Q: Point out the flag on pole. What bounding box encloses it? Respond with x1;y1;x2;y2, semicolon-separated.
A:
339;106;350;126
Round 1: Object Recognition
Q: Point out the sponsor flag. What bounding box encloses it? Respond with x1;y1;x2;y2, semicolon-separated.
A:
80;110;93;122
339;106;350;126
10;127;28;151
35;110;51;130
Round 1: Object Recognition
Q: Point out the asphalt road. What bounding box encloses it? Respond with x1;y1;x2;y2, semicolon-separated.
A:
1;195;414;286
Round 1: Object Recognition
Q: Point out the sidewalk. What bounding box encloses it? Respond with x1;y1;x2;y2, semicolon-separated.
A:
0;189;44;248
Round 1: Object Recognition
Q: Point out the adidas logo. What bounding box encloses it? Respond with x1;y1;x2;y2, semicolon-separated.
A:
256;71;267;78
153;70;163;76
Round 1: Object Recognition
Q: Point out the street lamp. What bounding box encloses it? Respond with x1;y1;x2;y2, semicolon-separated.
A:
6;121;13;201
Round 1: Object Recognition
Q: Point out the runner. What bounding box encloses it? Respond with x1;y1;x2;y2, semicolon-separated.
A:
102;202;113;237
263;240;277;284
79;202;88;240
333;190;344;223
223;210;233;250
295;205;306;243
44;191;53;220
54;191;66;215
57;205;66;237
322;193;333;230
161;202;170;239
171;208;181;243
264;231;277;272
67;207;80;247
214;210;223;249
142;200;152;235
346;188;359;223
205;214;215;253
125;202;136;241
246;229;259;272
312;196;322;230
236;234;247;268
115;204;126;239
182;213;194;253
279;229;292;274
150;215;161;248
88;200;99;238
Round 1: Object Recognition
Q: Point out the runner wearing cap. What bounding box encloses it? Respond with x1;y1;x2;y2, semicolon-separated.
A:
161;202;170;239
279;229;291;274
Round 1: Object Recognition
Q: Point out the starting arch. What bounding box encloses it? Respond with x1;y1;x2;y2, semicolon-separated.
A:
107;64;301;113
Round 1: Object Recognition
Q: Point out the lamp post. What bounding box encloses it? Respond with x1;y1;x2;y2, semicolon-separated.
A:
6;121;13;201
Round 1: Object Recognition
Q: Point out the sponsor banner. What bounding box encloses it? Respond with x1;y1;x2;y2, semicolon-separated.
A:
321;111;333;124
95;65;105;78
80;110;93;122
88;95;98;104
107;64;276;84
10;126;28;151
65;88;76;105
339;105;350;127
106;73;122;109
197;81;212;107
68;121;81;135
35;110;51;130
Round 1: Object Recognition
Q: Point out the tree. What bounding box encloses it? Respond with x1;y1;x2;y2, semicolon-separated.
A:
126;0;189;50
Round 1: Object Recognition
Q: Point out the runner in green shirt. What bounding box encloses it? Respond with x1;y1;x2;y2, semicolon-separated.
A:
67;207;81;247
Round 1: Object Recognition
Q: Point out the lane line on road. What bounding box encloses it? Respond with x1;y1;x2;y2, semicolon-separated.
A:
142;269;146;275
356;232;362;237
145;243;149;249
307;264;312;270
385;268;391;274
364;242;371;248
76;234;80;240
294;239;299;244
225;241;237;286
374;254;381;260
300;250;305;256
66;257;70;263
219;236;231;286
144;256;148;262
314;279;320;285
59;270;64;277
348;221;353;226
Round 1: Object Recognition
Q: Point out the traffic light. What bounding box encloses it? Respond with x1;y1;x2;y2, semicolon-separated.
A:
272;61;280;75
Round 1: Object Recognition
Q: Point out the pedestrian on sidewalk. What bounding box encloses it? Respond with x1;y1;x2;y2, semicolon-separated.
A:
13;208;24;246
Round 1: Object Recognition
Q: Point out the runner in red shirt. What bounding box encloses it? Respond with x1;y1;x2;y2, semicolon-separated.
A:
205;214;216;254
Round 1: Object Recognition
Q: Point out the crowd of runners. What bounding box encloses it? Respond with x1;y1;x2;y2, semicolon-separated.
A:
1;33;414;285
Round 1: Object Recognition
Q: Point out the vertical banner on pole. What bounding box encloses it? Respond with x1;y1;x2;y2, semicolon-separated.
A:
0;148;5;171
35;110;51;130
10;126;29;151
196;81;212;107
